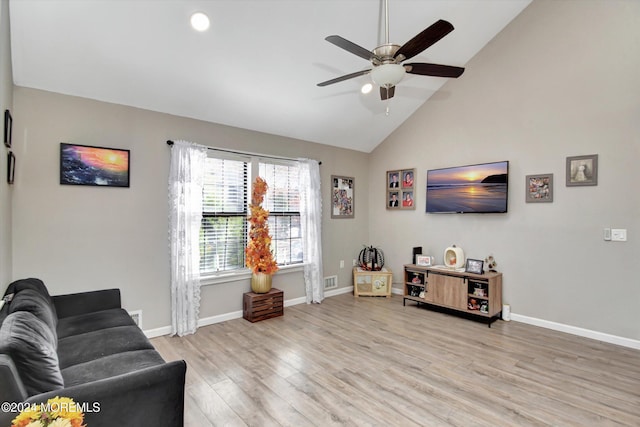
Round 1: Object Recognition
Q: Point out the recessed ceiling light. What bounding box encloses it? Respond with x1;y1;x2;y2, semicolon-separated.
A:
190;12;210;32
361;83;373;94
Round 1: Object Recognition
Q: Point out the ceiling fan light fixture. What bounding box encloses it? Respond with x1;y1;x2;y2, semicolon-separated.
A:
190;12;210;32
371;63;405;87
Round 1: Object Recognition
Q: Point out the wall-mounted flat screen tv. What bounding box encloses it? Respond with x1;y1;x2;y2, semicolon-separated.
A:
426;160;508;213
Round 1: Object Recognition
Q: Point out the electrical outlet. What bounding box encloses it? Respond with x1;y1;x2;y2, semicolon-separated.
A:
352;259;357;266
340;260;344;269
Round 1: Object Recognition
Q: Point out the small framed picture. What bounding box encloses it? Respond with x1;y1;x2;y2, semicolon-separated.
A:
331;175;354;218
387;168;416;209
566;154;598;187
4;110;12;148
401;190;415;209
7;151;15;184
465;258;484;275
387;191;400;209
401;169;414;189
526;173;553;203
416;255;432;266
387;170;401;188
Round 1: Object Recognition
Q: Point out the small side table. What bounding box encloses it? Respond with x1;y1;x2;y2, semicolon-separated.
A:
353;267;392;297
243;288;284;322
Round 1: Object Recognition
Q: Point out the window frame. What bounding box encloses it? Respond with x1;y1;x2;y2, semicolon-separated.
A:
199;153;306;286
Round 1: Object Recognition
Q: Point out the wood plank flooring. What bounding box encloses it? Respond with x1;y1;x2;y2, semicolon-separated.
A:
151;293;640;426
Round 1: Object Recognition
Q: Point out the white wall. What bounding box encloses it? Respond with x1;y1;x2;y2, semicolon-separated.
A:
370;0;640;341
0;0;13;286
11;87;369;330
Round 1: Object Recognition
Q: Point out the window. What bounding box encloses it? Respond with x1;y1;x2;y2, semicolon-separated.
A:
259;162;303;266
200;153;303;275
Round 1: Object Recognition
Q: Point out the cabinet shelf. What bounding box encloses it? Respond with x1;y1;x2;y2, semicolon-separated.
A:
403;264;502;327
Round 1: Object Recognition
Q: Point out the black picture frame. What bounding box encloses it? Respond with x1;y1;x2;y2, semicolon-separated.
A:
60;143;130;187
465;258;484;275
4;110;12;148
7;151;15;184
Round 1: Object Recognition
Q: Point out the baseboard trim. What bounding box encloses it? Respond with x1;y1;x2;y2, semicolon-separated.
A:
510;313;640;350
145;286;355;338
146;287;639;351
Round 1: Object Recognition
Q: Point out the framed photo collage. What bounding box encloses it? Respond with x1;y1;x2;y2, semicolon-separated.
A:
387;168;415;210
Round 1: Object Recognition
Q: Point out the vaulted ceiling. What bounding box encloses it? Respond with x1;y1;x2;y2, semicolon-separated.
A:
9;0;531;152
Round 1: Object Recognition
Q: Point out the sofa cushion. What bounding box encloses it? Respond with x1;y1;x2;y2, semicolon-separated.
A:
57;325;155;369
56;308;136;339
4;278;57;316
0;311;64;396
9;289;58;342
62;349;166;387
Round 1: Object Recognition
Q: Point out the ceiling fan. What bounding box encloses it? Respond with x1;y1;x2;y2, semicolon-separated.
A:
317;0;465;100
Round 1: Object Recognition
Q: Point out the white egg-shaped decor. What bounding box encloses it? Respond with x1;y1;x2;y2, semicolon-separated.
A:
444;245;465;269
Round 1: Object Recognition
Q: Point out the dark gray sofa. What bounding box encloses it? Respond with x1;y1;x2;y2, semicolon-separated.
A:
0;278;186;426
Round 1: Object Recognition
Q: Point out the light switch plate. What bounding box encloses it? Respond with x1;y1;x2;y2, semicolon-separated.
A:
604;228;611;241
611;229;627;242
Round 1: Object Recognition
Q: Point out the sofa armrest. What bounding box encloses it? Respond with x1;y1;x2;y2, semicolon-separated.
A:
53;289;122;319
0;354;28;404
0;360;187;427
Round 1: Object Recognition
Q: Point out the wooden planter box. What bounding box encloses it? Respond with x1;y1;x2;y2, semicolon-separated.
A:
243;288;284;322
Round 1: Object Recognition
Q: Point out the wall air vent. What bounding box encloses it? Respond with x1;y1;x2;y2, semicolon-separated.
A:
128;310;142;329
324;275;338;290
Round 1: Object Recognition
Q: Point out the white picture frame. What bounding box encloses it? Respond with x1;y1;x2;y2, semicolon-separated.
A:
416;255;432;266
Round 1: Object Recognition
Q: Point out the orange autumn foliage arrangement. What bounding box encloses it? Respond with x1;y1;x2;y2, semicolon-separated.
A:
11;397;85;427
245;177;279;275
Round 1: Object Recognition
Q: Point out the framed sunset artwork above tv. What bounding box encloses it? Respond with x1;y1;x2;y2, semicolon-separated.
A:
60;143;130;187
426;160;509;213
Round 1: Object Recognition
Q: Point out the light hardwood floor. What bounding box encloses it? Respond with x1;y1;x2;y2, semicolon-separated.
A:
151;293;640;426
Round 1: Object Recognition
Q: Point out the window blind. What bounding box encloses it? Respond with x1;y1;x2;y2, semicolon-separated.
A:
259;162;303;265
200;157;248;273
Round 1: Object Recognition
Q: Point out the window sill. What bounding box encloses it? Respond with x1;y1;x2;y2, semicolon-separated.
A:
200;263;306;287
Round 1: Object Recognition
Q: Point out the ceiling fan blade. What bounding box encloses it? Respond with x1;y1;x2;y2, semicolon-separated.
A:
405;63;464;78
380;85;395;100
317;69;371;87
394;20;454;61
325;35;379;62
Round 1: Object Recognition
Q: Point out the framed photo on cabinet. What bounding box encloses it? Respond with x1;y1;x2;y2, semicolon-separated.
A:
465;258;484;275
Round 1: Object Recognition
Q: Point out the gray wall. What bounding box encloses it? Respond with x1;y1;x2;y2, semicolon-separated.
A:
0;0;13;286
11;87;369;331
370;0;639;341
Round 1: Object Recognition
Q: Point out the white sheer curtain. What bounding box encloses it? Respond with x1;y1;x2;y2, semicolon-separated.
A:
299;159;324;303
168;140;207;336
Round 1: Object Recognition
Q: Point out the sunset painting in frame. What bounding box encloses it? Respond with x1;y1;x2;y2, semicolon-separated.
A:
60;143;130;187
